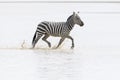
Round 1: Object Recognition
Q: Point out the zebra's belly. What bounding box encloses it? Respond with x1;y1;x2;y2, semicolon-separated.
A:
49;33;61;37
47;32;69;37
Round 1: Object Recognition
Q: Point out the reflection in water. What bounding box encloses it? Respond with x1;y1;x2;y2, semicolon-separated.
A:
0;48;119;80
0;49;82;80
32;48;81;80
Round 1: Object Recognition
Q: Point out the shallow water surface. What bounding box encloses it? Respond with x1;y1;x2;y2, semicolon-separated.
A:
0;47;120;80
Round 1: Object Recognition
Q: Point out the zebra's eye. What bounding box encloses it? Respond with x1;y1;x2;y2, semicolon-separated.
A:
76;17;79;20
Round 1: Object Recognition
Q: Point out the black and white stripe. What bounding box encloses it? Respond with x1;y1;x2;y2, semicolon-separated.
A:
32;12;84;49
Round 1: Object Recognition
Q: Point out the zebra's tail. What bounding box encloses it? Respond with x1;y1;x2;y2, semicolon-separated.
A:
32;31;37;48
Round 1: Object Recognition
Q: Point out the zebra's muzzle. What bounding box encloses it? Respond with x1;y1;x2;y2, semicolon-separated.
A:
80;21;84;27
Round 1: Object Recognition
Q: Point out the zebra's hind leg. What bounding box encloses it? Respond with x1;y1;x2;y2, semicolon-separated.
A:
32;33;43;48
42;34;51;48
66;36;74;49
56;37;65;49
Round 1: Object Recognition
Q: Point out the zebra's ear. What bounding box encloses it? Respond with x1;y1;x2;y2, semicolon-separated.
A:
77;11;80;14
73;12;76;16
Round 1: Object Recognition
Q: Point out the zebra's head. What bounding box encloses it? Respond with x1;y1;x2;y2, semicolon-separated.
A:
72;12;84;27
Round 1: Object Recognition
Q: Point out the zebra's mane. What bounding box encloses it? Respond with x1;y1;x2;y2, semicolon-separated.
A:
67;15;73;21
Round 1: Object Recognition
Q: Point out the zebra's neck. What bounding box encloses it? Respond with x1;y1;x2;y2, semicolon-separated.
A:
66;19;75;31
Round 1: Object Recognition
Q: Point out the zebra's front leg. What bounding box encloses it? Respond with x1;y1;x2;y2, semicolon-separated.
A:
42;34;51;48
66;36;74;49
56;37;65;49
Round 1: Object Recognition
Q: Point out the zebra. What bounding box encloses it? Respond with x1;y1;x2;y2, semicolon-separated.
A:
32;12;84;49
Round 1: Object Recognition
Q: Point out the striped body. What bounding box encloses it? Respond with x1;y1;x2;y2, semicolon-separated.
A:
37;21;71;37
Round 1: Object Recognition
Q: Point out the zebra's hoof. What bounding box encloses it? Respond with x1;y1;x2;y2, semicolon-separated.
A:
29;47;34;49
71;46;74;49
53;46;59;49
48;43;51;48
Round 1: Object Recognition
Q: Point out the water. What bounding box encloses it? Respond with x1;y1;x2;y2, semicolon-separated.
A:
0;47;120;80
